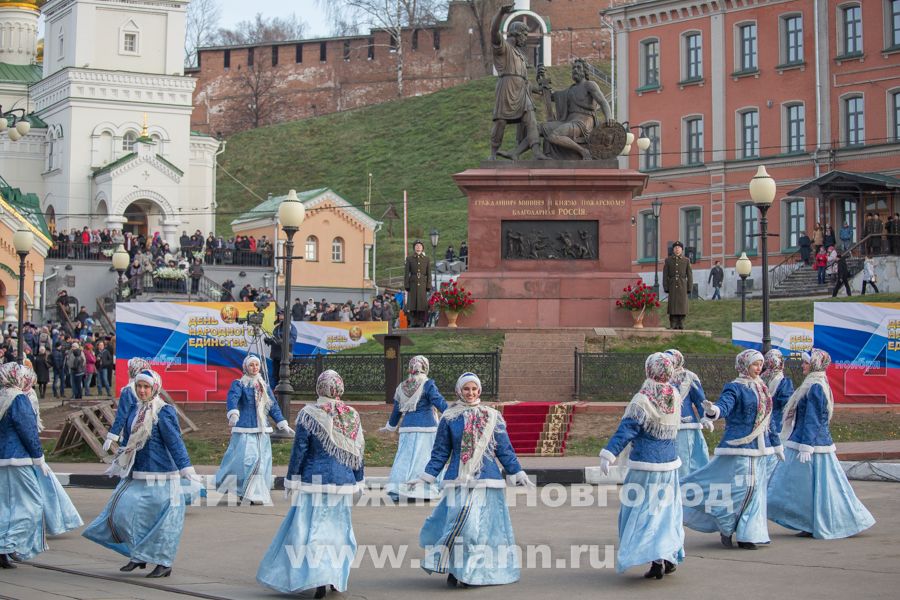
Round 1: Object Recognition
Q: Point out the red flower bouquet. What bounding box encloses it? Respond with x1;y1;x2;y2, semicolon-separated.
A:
429;278;476;316
615;280;661;313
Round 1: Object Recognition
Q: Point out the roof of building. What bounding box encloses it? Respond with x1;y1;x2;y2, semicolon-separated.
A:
788;170;900;198
91;150;184;178
0;62;42;84
0;177;52;242
231;188;381;230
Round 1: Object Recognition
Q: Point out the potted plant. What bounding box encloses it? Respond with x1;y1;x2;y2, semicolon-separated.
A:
428;278;475;328
615;279;661;328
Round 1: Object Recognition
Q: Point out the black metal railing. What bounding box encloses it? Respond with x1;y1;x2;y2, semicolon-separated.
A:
574;352;806;402
768;249;803;292
289;352;500;398
47;241;274;267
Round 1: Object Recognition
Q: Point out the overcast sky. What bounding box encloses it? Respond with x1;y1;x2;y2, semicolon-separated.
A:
218;0;331;38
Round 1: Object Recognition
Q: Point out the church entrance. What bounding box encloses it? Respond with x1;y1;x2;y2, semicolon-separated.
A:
123;201;150;238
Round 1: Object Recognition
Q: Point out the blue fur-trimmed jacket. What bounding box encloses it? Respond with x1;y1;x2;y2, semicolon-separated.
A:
108;384;137;440
785;383;835;453
226;379;286;433
0;394;44;465
385;379;448;432
602;417;680;472
120;402;192;478
285;417;365;493
707;382;776;456
423;409;523;487
678;377;706;429
768;377;795;448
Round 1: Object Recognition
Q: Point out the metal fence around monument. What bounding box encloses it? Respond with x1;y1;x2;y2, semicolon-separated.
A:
574;352;805;401
288;352;500;398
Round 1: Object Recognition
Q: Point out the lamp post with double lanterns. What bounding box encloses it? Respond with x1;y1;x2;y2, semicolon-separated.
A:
429;228;440;290
650;198;662;295
13;228;33;365
0;106;31;142
749;166;777;354
273;189;306;437
112;245;130;303
736;252;752;323
619;124;652;157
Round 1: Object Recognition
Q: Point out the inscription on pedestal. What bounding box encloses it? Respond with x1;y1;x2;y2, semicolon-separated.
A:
501;220;598;260
474;197;626;217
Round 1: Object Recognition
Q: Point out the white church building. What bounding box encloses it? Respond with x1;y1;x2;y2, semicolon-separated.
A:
0;0;219;243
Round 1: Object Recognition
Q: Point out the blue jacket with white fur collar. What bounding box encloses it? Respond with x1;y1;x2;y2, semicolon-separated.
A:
386;379;448;431
120;402;192;477
226;379;285;433
708;382;776;456
785;383;835;452
0;394;43;465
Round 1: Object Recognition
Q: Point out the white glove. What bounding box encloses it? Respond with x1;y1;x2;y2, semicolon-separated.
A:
378;423;397;433
600;456;611;476
180;466;202;482
798;450;812;464
513;471;536;488
405;476;426;486
227;413;239;427
774;447;785;462
276;420;295;435
102;438;113;452
34;457;51;477
700;418;715;432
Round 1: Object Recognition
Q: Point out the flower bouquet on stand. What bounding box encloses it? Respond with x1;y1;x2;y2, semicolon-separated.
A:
428;279;475;328
615;279;661;328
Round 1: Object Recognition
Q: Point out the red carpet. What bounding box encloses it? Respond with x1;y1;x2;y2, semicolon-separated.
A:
501;402;574;455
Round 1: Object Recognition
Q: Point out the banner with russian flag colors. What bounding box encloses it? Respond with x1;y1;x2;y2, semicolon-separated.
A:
116;302;276;402
293;321;389;355
814;302;900;404
731;322;814;358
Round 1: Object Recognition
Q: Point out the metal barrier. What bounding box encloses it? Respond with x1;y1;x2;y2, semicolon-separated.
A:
289;351;500;398
574;352;806;401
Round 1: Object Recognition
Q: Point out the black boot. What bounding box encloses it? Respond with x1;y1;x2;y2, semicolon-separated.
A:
720;533;733;548
314;585;327;599
664;560;677;574
146;565;171;578
0;554;16;569
643;561;664;580
795;531;813;538
120;560;146;572
737;541;758;550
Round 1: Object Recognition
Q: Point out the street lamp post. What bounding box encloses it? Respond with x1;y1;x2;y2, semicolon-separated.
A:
429;228;440;290
736;252;752;323
273;189;306;437
112;245;130;303
749;166;777;354
13;228;34;365
651;198;662;295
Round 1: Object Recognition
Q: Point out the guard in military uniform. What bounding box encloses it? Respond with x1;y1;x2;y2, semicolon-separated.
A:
404;240;432;328
663;241;693;330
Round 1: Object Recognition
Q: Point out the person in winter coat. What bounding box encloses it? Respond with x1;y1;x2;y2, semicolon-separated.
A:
32;349;50;399
83;343;97;396
50;343;66;398
815;247;828;285
831;253;852;297
66;344;86;399
861;254;879;295
96;341;114;396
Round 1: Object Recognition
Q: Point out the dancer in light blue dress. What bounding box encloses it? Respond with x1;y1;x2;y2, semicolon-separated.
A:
761;350;794;481
0;363;52;567
665;349;713;479
768;349;875;539
411;372;534;588
600;352;685;579
257;370;364;599
83;369;200;578
103;357;151;453
381;355;447;500
682;349;781;550
215;354;293;505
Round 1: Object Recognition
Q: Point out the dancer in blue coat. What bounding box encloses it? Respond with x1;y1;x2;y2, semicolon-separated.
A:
411;372;534;588
215;354;293;505
761;350;794;480
83;369;199;578
0;363;53;567
682;349;781;550
665;349;713;479
257;370;364;599
768;349;875;539
600;352;685;579
103;357;151;453
381;355;448;500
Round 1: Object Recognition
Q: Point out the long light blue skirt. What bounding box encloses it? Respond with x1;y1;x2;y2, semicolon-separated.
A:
0;466;46;559
215;432;273;504
768;448;875;539
36;466;83;536
386;431;441;500
765;452;781;483
419;486;519;586
682;454;770;544
257;492;356;594
676;428;710;480
617;469;685;573
82;477;185;567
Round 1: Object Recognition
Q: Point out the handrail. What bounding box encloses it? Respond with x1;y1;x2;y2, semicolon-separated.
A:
841;233;900;259
768;249;804;292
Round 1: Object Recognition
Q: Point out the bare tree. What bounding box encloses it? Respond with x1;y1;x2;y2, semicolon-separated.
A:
320;1;449;97
231;55;284;130
216;12;308;45
462;0;505;75
185;0;222;68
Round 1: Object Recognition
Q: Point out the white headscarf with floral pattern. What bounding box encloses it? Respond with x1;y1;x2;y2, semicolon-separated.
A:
782;349;833;437
396;355;430;413
442;373;502;481
727;349;773;446
623;353;681;439
296;370;364;469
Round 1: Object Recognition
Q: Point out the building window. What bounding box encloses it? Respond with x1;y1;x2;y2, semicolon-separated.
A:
433;29;441;50
305;236;318;262
412;29;419;51
640;38;660;87
122;131;136;152
368;37;375;59
843;95;865;146
224;49;231;68
784;199;806;249
684;32;702;80
272;45;279;66
320;42;327;62
641;123;660;170
739;109;759;158
783;14;803;64
683;208;702;260
738;23;758;71
331;237;345;262
841;5;863;55
343;40;351;61
248;47;254;66
57;29;63;60
640;211;657;260
389;33;398;53
785;103;806;153
892;91;900;141
123;32;137;53
890;0;900;48
295;44;302;63
684;117;703;165
739;203;759;253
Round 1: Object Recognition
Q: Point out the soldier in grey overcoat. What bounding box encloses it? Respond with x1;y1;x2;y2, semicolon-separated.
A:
404;240;432;327
663;241;693;330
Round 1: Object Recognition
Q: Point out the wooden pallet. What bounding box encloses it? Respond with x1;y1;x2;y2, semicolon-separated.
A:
51;396;199;462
